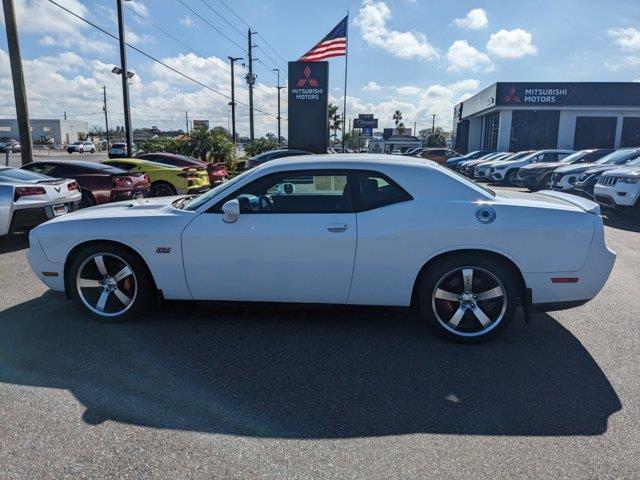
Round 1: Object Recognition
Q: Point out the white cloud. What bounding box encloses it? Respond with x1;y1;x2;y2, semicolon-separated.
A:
608;27;640;51
395;85;422;96
354;0;438;61
126;0;149;17
447;40;494;72
362;81;381;92
486;28;537;58
452;8;488;30
180;15;196;27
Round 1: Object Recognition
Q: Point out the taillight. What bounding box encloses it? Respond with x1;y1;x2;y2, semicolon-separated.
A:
178;168;198;179
14;186;46;201
67;181;79;191
113;176;133;186
143;174;150;184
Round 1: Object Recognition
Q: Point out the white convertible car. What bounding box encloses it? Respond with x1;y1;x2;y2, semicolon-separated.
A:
27;155;615;342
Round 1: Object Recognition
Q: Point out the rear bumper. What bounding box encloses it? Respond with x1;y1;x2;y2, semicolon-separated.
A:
111;187;148;203
10;201;79;233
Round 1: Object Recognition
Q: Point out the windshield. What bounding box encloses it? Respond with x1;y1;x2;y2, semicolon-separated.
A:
184;168;257;211
0;168;50;182
596;149;639;165
502;151;533;162
558;151;587;164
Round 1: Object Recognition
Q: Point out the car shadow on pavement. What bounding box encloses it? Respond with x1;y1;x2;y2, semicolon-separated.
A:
603;213;640;233
0;233;29;254
0;292;621;439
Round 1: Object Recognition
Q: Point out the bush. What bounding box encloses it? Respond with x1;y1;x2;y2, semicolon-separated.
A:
244;138;279;157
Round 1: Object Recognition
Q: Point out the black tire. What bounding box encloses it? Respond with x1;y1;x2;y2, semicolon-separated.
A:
68;242;155;323
90;148;95;153
504;170;518;186
417;254;518;343
79;190;96;209
149;181;177;197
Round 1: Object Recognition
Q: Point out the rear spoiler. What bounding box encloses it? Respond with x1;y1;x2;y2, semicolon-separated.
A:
536;190;601;215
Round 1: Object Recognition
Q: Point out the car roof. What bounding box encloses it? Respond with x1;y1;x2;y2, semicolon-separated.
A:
104;158;180;169
259;153;437;171
28;160;112;170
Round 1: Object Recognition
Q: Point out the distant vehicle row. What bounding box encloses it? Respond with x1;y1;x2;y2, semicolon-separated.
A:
446;147;640;215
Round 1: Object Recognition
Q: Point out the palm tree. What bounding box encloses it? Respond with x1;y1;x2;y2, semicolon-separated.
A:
328;103;342;143
393;110;403;128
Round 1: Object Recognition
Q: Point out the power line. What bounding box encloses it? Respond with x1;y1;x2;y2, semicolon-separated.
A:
176;0;246;53
46;0;280;119
256;35;288;68
214;0;251;28
124;4;233;76
198;0;244;37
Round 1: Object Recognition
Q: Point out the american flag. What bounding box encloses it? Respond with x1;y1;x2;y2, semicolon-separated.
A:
299;15;348;62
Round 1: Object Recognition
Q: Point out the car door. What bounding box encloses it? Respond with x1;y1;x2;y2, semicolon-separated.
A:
181;169;358;303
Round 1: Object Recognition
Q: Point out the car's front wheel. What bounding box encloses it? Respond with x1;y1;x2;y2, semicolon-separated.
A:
69;243;155;322
418;254;518;343
504;170;518;186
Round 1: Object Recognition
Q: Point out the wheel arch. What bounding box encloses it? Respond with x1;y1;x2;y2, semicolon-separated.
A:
410;248;527;308
63;239;158;299
149;179;177;195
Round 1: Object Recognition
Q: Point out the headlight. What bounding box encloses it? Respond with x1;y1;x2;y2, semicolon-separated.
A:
619;177;639;184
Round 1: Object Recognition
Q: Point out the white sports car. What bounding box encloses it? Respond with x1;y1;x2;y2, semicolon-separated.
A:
27;155;616;342
1;166;81;238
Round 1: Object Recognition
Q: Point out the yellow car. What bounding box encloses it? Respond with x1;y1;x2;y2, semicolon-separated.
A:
103;158;210;197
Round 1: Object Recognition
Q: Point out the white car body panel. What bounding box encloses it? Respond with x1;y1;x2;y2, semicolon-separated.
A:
489;150;574;182
27;155;615;310
0;167;81;236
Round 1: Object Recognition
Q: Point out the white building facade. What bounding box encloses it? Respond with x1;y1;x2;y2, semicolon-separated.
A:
0;119;89;145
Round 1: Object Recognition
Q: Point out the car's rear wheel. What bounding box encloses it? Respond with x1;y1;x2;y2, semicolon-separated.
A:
149;181;177;197
418;254;518;343
69;243;154;323
79;190;96;209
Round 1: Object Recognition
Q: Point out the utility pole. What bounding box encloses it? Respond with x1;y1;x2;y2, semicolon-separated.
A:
3;0;33;165
185;111;189;135
246;29;256;141
431;113;438;133
103;86;110;147
116;0;133;156
228;56;242;145
64;111;67;120
413;121;416;136
273;68;283;147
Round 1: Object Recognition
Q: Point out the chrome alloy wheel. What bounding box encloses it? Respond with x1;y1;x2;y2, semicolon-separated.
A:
76;253;137;317
431;266;507;338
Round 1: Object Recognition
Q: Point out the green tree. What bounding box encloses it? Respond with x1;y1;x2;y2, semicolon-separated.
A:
421;126;447;147
328;103;342;144
244;137;280;157
392;110;403;129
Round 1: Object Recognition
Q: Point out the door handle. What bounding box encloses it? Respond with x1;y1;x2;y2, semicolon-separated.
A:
326;223;348;233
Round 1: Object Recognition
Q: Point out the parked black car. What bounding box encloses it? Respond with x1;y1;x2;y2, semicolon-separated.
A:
516;149;613;191
244;149;313;170
445;150;495;169
573;148;640;198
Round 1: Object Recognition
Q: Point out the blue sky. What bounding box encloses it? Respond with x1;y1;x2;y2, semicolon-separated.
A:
2;0;640;136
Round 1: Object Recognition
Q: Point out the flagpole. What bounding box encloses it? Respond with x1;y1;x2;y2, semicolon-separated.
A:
341;12;349;152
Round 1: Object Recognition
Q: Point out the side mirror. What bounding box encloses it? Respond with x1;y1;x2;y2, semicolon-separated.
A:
222;199;240;223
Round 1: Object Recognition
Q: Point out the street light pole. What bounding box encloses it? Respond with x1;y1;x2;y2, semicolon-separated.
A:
246;29;256;141
116;0;133;156
103;86;110;147
273;68;282;147
3;0;33;165
228;56;242;145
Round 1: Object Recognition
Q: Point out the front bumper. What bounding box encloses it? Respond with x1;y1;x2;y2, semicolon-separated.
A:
27;230;65;292
594;183;640;208
574;179;598;199
515;173;545;189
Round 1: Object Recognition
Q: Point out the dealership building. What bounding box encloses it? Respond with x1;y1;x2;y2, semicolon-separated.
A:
452;82;640;153
0;118;89;145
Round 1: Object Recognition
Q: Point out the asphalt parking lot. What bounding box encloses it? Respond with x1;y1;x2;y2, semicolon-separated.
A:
0;184;639;478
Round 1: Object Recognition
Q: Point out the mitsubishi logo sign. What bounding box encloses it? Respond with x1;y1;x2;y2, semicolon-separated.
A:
296;66;319;87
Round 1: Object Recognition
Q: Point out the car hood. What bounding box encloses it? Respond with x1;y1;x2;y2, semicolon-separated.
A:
581;165;619;176
45;196;186;223
554;162;599;174
601;166;640;177
519;162;565;172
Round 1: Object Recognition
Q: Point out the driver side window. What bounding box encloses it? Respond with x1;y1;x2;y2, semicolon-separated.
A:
221;170;352;213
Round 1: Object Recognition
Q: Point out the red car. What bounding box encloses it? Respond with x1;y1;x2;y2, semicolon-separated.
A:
136;153;228;186
22;160;150;208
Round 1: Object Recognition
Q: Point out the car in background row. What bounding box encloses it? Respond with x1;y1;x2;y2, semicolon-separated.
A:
136;152;228;186
457;152;506;173
22;160;150;208
461;152;512;177
445;150;496;169
244;149;313;170
594;158;640;215
108;142;137;159
474;151;534;180
516;149;613;191
0;167;80;239
489;150;575;186
550;148;640;193
0;138;20;153
67;141;96;154
103;158;210;197
573;148;640;198
419;148;459;165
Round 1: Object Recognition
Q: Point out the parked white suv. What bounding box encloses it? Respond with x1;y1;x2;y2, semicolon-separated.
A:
489;149;575;185
593;158;640;215
67;141;96;154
